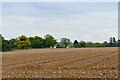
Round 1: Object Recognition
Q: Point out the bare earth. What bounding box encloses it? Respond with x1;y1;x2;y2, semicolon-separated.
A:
2;48;118;78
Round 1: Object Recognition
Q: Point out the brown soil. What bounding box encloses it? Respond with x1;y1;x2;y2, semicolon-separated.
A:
2;48;118;78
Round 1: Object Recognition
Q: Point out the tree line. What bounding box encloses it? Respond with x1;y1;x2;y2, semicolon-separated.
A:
0;34;120;52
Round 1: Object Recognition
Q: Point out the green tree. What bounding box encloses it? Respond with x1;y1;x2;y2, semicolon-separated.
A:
102;41;108;47
109;37;117;47
86;41;94;47
44;34;57;48
0;34;10;52
79;41;86;47
0;34;3;51
73;40;79;48
113;37;117;47
113;37;116;43
109;37;113;47
109;37;113;44
14;35;30;49
29;36;44;48
94;42;102;47
2;40;10;51
118;39;120;47
60;38;71;48
9;38;16;49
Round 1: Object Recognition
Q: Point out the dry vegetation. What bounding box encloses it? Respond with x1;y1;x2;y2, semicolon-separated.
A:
2;48;118;78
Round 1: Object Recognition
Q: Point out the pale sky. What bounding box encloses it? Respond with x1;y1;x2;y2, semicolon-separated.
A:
1;0;119;2
1;2;118;42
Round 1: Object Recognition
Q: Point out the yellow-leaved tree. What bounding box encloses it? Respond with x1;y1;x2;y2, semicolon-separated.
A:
14;35;30;49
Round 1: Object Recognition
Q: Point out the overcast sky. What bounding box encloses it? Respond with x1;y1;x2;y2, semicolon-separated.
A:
1;0;119;2
2;2;118;42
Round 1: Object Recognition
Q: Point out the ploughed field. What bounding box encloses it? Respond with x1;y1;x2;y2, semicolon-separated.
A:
2;48;118;78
